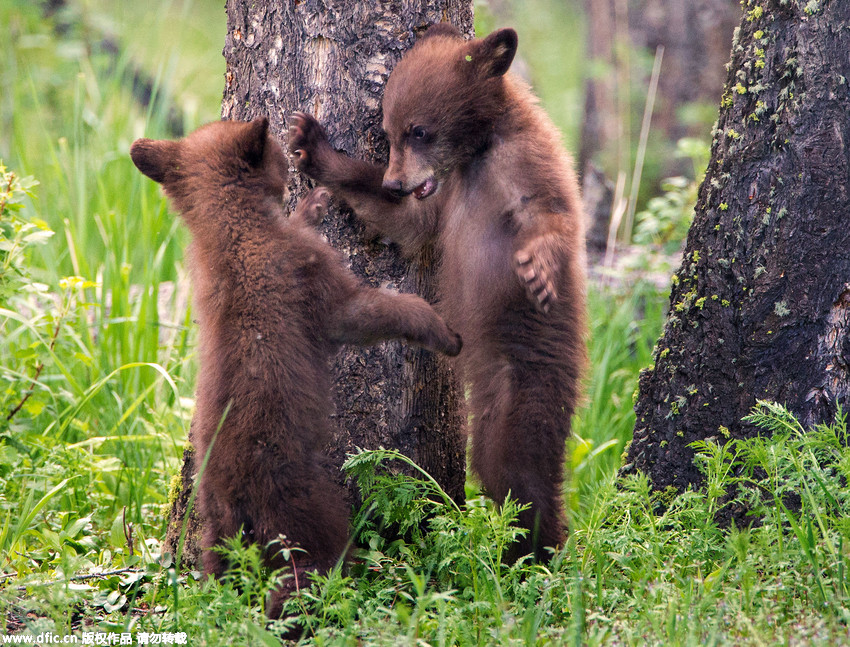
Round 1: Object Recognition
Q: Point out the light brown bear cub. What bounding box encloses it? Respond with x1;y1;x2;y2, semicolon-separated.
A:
130;118;461;616
289;24;587;561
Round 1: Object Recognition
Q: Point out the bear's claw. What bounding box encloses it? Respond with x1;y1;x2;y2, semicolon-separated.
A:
292;187;330;226
513;245;559;313
288;113;332;179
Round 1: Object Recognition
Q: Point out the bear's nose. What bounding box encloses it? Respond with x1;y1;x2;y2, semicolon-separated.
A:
382;177;410;198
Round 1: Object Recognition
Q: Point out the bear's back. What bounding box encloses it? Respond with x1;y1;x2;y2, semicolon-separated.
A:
190;216;349;452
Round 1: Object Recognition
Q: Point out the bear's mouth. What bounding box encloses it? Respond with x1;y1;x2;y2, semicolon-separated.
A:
412;176;438;200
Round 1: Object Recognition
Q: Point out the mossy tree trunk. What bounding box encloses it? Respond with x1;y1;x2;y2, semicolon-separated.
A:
165;0;474;567
625;1;850;494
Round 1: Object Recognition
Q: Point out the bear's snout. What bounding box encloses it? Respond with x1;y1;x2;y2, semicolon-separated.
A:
382;176;411;198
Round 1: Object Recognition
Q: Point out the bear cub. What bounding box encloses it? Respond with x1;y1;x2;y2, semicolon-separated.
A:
130;118;461;616
289;24;587;561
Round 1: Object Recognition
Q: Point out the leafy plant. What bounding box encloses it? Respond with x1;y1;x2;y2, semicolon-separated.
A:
633;138;710;251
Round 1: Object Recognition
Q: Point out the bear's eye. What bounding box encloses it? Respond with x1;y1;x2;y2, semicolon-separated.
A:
411;125;427;140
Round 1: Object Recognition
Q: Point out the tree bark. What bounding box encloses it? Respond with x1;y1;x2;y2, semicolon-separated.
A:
164;0;474;567
625;1;850;494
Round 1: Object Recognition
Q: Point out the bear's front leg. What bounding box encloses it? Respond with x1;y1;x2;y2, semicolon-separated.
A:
288;112;439;256
330;289;462;357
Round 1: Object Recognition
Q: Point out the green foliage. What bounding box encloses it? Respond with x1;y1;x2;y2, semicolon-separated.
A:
0;0;198;604
0;165;48;301
0;162;187;588
257;407;850;644
272;406;850;645
633;138;710;251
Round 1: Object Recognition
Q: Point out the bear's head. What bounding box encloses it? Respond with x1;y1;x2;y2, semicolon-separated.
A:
380;25;518;200
130;117;288;221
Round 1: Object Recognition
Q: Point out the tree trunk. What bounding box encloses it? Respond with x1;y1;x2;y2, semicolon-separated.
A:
624;1;850;494
164;0;474;568
579;0;620;180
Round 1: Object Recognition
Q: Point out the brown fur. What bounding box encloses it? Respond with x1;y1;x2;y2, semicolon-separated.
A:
130;118;461;616
289;25;587;560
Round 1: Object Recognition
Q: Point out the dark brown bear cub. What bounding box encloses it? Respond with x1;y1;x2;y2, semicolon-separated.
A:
289;24;587;561
130;118;461;616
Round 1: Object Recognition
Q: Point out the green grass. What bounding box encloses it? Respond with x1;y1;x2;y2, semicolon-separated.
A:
0;0;203;609
3;1;850;644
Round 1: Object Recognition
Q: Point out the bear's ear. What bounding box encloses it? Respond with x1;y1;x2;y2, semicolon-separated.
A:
130;138;180;184
419;22;462;42
240;117;270;167
468;28;518;78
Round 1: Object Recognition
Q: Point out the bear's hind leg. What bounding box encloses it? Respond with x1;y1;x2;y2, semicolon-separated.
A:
471;367;570;562
261;463;351;618
199;498;243;580
469;361;514;505
502;383;570;561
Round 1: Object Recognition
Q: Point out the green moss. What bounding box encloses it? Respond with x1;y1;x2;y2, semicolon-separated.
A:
620;440;632;463
670;395;688;417
167;473;183;509
657;485;679;506
674;290;697;313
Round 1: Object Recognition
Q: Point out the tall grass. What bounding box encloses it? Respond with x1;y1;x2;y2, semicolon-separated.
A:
0;0;208;586
568;282;665;519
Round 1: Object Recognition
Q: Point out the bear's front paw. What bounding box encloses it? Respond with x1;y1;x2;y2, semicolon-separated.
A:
513;241;560;313
293;187;330;226
288;112;332;180
444;329;463;357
